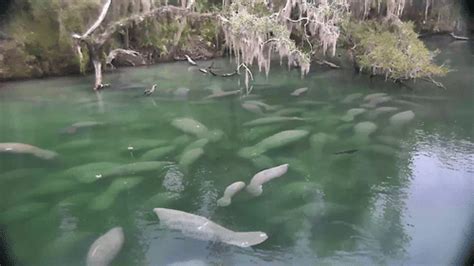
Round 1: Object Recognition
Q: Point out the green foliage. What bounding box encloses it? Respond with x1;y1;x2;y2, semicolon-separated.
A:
347;20;449;81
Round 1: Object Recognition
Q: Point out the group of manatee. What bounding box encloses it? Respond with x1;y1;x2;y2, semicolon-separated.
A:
0;87;419;265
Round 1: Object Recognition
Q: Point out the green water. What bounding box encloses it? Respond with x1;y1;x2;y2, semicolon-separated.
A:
0;38;473;265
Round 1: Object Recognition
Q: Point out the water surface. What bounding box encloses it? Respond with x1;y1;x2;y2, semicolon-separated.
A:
0;38;472;265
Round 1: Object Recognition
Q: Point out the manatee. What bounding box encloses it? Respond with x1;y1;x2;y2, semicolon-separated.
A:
279;181;322;203
243;100;277;111
354;121;378;138
58;192;96;207
217;181;246;207
86;227;124;266
389;110;415;127
60;121;105;134
363;93;387;101
206;129;224;143
205;84;223;94
240;125;283;142
238;130;309;158
0;168;44;183
341;93;363;103
295;100;328;106
90;177;143;211
43;231;93;259
246;164;289;196
290;87;308;96
0;143;58;160
172;135;192;149
250;155;275;169
1;202;49;224
140;145;176;161
274;107;305;116
125;139;168;152
27;179;79;198
182;139;209;152
63;162;120;184
56;139;95;150
241;103;263;114
340;108;366;122
310;133;338;154
171;118;209;137
144;192;180;209
173;87;190;99
255;130;309;151
178;148;204;168
204;89;240;99
366;106;399;119
99;161;170;179
274;156;309;176
335;123;354;134
243;116;304;127
375;106;399;113
153;208;268;247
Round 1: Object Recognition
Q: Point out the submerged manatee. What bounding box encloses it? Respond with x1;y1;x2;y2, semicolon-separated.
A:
250;155;275;169
310;133;338;154
354;121;378;139
100;161;170;179
217;181;246;207
140;145;176;161
241;103;263;114
171;118;209;137
274;107;305;116
246;164;289;196
389;110;415;127
125;139;168;152
255;130;309;152
363;93;387;101
291;87;308;96
1;202;49;224
361;95;392;108
243;116;304;127
171;118;223;142
366;106;399;119
204;89;240;99
183;139;209;153
90;177;144;211
341;93;363;103
178;148;204;169
0;143;58;160
340;108;366;122
153;208;268;247
63;162;120;184
144;192;180;209
60;121;105;134
26;179;79;198
87;227;124;266
243;100;277;111
238;130;309;158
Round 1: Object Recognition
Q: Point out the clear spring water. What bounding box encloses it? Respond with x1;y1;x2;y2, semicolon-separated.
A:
0;38;472;265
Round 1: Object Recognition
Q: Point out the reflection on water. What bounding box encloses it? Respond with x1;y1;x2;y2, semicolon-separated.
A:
0;38;473;265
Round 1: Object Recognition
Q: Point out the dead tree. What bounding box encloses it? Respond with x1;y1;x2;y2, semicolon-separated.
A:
72;0;213;90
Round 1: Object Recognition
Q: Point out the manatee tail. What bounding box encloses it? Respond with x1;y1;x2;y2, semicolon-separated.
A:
223;231;268;248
